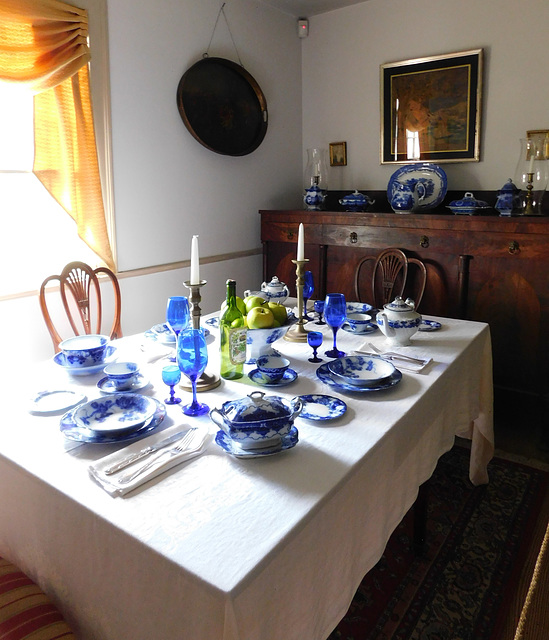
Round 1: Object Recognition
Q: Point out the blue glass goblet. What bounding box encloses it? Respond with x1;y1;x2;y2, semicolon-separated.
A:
177;327;209;417
303;271;314;321
324;293;346;359
314;300;325;325
166;296;190;362
307;331;323;363
161;365;181;405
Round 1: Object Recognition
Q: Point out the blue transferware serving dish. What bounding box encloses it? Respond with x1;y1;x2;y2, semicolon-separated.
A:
53;345;117;376
73;393;157;434
60;398;166;443
328;355;396;387
209;391;302;450
215;427;299;458
294;394;347;421
447;192;490;215
317;362;402;393
339;190;375;212
387;163;447;213
58;334;110;368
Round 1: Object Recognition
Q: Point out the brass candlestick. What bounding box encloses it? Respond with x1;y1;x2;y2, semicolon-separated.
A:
523;172;538;216
284;259;310;342
181;279;221;391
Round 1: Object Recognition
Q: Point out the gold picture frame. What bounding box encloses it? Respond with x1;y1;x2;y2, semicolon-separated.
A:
527;130;549;158
380;49;483;164
329;141;347;166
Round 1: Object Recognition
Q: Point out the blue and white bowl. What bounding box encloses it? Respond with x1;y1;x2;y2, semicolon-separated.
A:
209;390;302;450
327;355;395;387
73;393;157;435
59;334;110;368
246;314;295;363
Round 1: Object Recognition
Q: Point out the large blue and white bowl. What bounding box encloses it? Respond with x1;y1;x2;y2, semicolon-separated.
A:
73;393;157;435
59;334;110;368
246;314;295;363
210;390;302;450
328;355;395;387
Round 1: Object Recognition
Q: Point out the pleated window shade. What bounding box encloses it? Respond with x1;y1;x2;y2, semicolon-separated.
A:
0;0;115;271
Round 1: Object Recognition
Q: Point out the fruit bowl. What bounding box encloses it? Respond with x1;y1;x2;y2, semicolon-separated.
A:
246;314;295;364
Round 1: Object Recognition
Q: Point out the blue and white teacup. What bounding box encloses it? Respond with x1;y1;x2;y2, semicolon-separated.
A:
256;355;290;383
103;362;140;391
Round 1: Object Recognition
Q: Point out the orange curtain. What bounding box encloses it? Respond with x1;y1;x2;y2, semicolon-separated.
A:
0;0;115;270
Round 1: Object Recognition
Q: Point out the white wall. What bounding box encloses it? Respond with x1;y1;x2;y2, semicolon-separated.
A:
302;0;549;194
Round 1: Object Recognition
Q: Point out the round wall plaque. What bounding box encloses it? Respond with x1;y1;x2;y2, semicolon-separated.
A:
176;57;268;156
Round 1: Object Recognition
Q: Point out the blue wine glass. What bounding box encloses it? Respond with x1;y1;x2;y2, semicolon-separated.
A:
303;271;314;320
314;300;325;325
166;296;190;362
161;365;181;405
177;327;209;417
324;293;346;359
307;331;323;363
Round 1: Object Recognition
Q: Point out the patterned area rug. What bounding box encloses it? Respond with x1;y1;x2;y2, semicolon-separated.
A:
328;445;549;640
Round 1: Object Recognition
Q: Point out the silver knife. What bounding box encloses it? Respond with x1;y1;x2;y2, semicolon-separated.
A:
104;431;189;475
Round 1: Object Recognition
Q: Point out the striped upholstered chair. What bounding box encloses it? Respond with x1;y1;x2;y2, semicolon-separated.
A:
0;557;75;639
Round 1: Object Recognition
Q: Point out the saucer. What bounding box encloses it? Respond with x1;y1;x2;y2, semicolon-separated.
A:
29;389;87;414
248;368;298;386
60;398;166;443
342;322;378;335
97;373;149;394
294;394;347;421
316;362;402;392
53;346;117;376
215;427;298;458
419;319;441;332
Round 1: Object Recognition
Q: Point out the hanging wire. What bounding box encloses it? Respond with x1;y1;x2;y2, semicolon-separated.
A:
204;2;244;67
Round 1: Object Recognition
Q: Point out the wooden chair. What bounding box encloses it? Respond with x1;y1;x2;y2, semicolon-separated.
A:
39;261;122;353
354;248;427;309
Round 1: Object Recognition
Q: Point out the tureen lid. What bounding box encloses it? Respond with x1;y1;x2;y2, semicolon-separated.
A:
497;178;520;194
339;190;371;204
448;191;490;209
219;391;292;423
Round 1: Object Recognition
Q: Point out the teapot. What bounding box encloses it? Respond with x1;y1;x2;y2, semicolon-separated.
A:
376;296;421;346
260;276;290;303
390;180;426;213
304;184;327;211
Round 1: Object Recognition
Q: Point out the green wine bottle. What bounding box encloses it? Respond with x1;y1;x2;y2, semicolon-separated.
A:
220;279;247;379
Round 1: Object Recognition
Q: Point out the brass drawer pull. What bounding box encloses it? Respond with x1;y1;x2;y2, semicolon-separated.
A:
349;232;358;244
508;240;520;255
420;235;429;248
287;231;294;240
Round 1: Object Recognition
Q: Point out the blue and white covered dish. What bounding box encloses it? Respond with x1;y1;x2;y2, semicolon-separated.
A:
209;390;302;450
339;190;375;212
447;192;491;215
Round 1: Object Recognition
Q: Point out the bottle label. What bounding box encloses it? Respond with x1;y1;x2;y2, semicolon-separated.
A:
228;327;247;364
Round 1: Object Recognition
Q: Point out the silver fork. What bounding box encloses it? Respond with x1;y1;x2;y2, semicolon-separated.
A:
118;428;198;484
365;342;427;364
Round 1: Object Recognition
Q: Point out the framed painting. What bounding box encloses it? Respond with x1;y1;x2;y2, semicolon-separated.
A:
380;49;483;164
329;141;347;166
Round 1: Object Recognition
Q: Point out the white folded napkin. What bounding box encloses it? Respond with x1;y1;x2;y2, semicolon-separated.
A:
89;425;209;497
354;343;432;373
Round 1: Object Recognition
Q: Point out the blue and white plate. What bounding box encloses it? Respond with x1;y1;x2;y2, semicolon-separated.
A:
248;368;298;387
346;302;374;314
60;398;166;443
294;395;347;421
73;394;157;434
97;373;150;394
316;362;402;392
419;319;441;332
29;389;86;415
215;427;298;458
387;163;447;212
342;322;378;335
53;346;117;376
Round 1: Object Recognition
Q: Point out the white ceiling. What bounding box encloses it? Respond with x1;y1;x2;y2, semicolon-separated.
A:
258;0;369;17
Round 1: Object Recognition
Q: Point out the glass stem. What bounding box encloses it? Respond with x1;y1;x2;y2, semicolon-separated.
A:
332;327;338;350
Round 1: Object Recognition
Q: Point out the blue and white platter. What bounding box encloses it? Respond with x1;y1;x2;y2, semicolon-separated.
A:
97;373;150;394
387;163;447;212
29;389;87;415
294;394;347;421
316;362;402;392
215;427;298;458
60;398;166;443
419;319;441;332
248;368;298;387
73;394;157;434
53;346;117;376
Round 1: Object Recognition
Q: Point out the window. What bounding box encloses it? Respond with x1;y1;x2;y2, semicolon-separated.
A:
0;0;114;298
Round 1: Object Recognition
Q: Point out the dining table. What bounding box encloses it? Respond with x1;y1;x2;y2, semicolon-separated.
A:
0;304;493;640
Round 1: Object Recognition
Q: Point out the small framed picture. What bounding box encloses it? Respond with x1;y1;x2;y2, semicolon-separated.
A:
527;130;549;158
329;141;347;166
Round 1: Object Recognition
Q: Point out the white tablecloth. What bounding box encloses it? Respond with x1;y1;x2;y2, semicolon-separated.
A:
0;315;493;640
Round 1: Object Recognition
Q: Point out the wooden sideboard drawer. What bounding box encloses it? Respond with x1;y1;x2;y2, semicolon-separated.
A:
466;233;549;259
261;221;323;244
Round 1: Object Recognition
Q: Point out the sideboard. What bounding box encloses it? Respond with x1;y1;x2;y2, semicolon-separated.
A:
260;209;549;399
